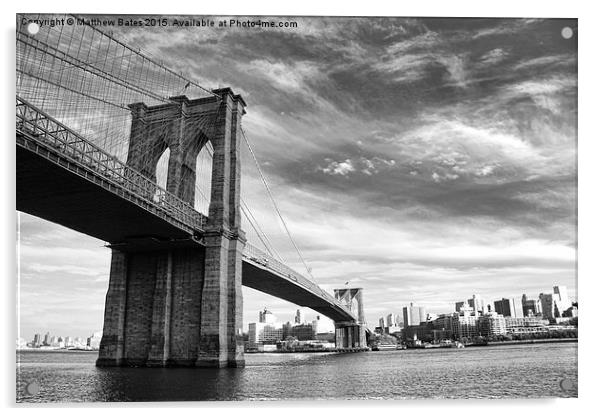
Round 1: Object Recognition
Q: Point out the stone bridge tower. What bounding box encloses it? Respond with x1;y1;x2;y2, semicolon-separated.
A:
333;288;368;349
96;88;247;368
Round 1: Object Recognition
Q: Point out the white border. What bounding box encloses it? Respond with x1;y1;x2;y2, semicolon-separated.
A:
3;0;600;414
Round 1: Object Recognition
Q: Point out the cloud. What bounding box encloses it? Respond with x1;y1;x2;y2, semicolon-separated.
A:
513;54;576;71
506;76;575;97
479;48;507;65
320;158;356;176
472;19;541;39
373;53;433;83
318;156;398;177
475;165;496;177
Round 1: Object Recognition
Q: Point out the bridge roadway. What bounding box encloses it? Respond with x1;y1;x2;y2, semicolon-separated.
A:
16;97;356;323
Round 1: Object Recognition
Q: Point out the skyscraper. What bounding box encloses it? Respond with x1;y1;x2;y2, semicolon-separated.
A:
64;336;74;347
386;313;397;327
539;293;561;320
294;309;304;324
403;303;426;327
259;308;277;324
553;285;570;315
493;298;523;318
468;294;486;314
521;294;542;316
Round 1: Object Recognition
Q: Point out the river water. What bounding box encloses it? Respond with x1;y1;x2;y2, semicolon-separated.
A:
16;342;577;402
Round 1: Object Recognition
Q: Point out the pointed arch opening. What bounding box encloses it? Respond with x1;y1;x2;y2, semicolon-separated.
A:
153;147;170;202
194;141;213;216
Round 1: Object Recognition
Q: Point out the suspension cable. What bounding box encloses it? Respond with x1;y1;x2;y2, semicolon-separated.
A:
240;126;315;280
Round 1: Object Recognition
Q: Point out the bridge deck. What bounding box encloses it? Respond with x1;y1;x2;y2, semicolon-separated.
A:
17;135;201;247
16;97;356;324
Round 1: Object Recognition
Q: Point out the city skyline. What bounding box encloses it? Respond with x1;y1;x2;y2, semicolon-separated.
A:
17;16;576;341
17;279;575;341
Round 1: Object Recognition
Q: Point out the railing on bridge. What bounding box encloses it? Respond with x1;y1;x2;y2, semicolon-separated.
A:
16;96;205;233
243;243;351;314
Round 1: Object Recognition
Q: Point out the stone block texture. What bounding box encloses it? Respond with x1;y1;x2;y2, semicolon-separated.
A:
97;88;246;368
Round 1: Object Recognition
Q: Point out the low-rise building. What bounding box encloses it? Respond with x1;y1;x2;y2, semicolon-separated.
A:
248;323;283;349
291;323;316;341
504;316;548;335
451;313;478;339
478;312;507;336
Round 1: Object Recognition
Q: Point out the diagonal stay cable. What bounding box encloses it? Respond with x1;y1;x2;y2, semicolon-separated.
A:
240;126;316;281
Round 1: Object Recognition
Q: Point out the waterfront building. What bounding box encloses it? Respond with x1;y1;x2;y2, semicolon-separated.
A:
432;329;453;341
451;313;478;339
478;312;507;336
432;314;453;331
403;303;426;327
505;316;548;334
43;332;51;346
32;333;41;347
87;331;102;349
562;306;578;318
64;336;74;347
282;321;292;339
248;323;260;348
291;323;316;341
494;298;524;318
315;332;335;342
248;323;283;348
403;323;433;342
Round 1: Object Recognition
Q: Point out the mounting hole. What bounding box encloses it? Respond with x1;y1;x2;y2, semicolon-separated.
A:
25;380;40;395
561;27;573;39
559;378;575;391
27;22;40;35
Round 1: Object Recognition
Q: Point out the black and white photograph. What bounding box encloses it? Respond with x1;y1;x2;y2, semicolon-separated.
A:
11;4;585;405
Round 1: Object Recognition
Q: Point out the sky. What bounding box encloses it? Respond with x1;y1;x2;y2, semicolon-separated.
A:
17;16;577;340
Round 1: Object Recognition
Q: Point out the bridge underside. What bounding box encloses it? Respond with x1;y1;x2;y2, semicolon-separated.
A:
17;118;362;366
17;135;200;249
17;135;357;325
242;262;353;322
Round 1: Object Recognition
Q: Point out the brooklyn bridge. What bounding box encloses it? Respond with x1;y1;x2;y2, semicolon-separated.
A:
16;14;368;367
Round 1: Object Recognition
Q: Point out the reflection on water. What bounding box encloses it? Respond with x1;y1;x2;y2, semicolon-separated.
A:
16;343;577;402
